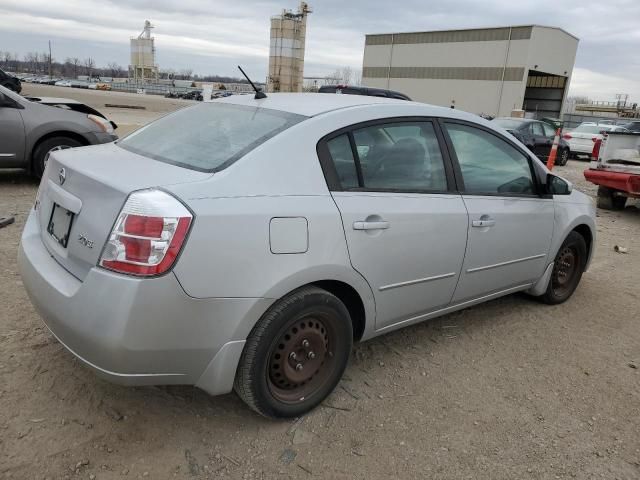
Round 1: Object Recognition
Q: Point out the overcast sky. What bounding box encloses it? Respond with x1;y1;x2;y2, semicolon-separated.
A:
0;0;638;101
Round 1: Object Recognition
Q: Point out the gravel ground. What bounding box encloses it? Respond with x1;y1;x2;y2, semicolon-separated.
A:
0;90;639;479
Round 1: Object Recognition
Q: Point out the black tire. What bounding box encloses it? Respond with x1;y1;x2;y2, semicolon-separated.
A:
234;286;353;418
597;186;627;210
557;148;570;166
538;231;587;305
32;136;83;178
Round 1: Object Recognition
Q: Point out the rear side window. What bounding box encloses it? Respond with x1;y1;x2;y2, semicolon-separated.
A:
324;121;448;192
326;135;359;189
541;123;556;137
118;103;306;172
444;123;535;195
531;123;544;136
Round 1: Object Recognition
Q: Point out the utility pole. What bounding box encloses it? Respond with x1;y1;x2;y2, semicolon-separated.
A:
48;40;52;78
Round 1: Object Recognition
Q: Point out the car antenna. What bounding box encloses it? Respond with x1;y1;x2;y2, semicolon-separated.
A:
237;66;267;99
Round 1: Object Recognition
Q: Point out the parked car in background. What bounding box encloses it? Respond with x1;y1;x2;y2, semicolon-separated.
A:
563;123;630;159
318;84;411;101
0;68;21;93
54;80;72;87
584;129;640;209
492;117;571;165
0;85;117;177
620;120;640;132
19;93;595;418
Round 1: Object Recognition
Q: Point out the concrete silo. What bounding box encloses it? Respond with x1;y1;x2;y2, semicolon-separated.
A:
129;20;159;82
267;2;312;93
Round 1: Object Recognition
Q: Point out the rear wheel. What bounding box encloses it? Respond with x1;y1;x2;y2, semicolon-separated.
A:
539;231;587;304
234;287;353;418
32;136;83;178
557;148;570;166
597;186;627;210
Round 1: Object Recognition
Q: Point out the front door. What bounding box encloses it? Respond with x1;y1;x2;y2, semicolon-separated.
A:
441;121;554;303
0;99;25;167
318;119;468;330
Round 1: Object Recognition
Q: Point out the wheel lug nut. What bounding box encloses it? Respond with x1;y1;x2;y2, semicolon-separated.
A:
289;352;297;360
295;363;303;371
302;339;310;348
307;351;316;359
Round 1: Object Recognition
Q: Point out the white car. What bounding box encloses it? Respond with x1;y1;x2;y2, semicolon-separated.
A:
54;80;72;87
19;93;596;418
563;123;629;157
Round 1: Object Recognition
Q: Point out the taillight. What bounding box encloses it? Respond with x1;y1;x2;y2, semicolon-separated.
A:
563;134;572;140
591;138;602;160
99;189;193;276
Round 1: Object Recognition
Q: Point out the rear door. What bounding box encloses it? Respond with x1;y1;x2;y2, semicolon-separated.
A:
530;121;551;158
0;97;26;167
441;120;554;303
317;118;468;330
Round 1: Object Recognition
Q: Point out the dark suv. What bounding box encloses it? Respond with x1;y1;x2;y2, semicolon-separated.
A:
0;68;21;93
620;120;640;132
318;85;411;100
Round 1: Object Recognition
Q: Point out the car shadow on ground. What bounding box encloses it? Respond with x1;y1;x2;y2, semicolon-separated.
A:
0;169;38;186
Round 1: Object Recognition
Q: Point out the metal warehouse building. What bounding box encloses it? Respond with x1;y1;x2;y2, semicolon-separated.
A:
362;25;578;118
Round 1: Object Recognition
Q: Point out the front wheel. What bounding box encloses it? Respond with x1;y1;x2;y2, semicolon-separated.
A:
234;287;353;418
32;136;83;178
539;232;587;304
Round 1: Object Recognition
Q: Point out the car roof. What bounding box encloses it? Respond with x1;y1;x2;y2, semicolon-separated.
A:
211;92;421;117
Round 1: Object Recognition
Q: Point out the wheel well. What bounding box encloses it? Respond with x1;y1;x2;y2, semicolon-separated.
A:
572;224;593;258
312;280;366;342
30;131;89;169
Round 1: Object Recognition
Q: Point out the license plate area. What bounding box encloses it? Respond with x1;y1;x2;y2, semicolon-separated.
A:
47;203;75;248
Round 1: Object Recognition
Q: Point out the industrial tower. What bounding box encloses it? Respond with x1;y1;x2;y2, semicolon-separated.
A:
267;2;312;93
129;20;159;82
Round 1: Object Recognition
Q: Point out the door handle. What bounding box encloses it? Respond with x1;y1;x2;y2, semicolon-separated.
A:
471;218;495;228
353;220;390;231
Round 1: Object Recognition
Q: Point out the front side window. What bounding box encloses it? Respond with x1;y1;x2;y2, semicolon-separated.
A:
119;103;306;172
445;123;535;195
351;122;447;191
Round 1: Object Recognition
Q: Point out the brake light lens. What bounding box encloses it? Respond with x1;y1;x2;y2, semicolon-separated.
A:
591;138;602;160
562;134;572;140
99;189;192;276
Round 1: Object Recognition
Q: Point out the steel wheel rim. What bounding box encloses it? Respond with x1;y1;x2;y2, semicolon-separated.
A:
552;246;578;296
43;145;71;169
267;314;337;404
561;150;568;162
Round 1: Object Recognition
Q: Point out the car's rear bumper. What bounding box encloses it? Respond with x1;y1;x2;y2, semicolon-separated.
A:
584;169;640;197
567;141;593;154
18;209;271;394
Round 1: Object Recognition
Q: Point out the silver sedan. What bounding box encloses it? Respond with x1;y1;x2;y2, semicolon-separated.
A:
0;85;117;177
19;93;596;418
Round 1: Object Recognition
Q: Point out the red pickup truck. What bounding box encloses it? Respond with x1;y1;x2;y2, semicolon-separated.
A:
584;131;640;210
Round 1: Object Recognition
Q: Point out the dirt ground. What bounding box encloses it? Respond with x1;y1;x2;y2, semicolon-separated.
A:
1;87;639;479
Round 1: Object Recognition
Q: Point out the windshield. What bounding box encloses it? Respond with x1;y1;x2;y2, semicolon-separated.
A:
492;118;525;130
118;102;306;172
574;124;610;134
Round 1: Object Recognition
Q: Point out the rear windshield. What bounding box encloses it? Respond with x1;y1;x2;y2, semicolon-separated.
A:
492;118;525;129
118;102;306;172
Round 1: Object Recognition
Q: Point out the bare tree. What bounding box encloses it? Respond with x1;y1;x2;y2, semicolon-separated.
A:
107;62;123;78
323;67;356;86
84;57;95;78
71;57;80;78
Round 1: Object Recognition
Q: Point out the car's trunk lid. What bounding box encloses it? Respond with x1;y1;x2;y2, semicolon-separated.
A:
36;142;210;281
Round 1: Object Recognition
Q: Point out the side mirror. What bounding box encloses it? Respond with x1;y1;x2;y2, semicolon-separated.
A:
547;174;572;195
